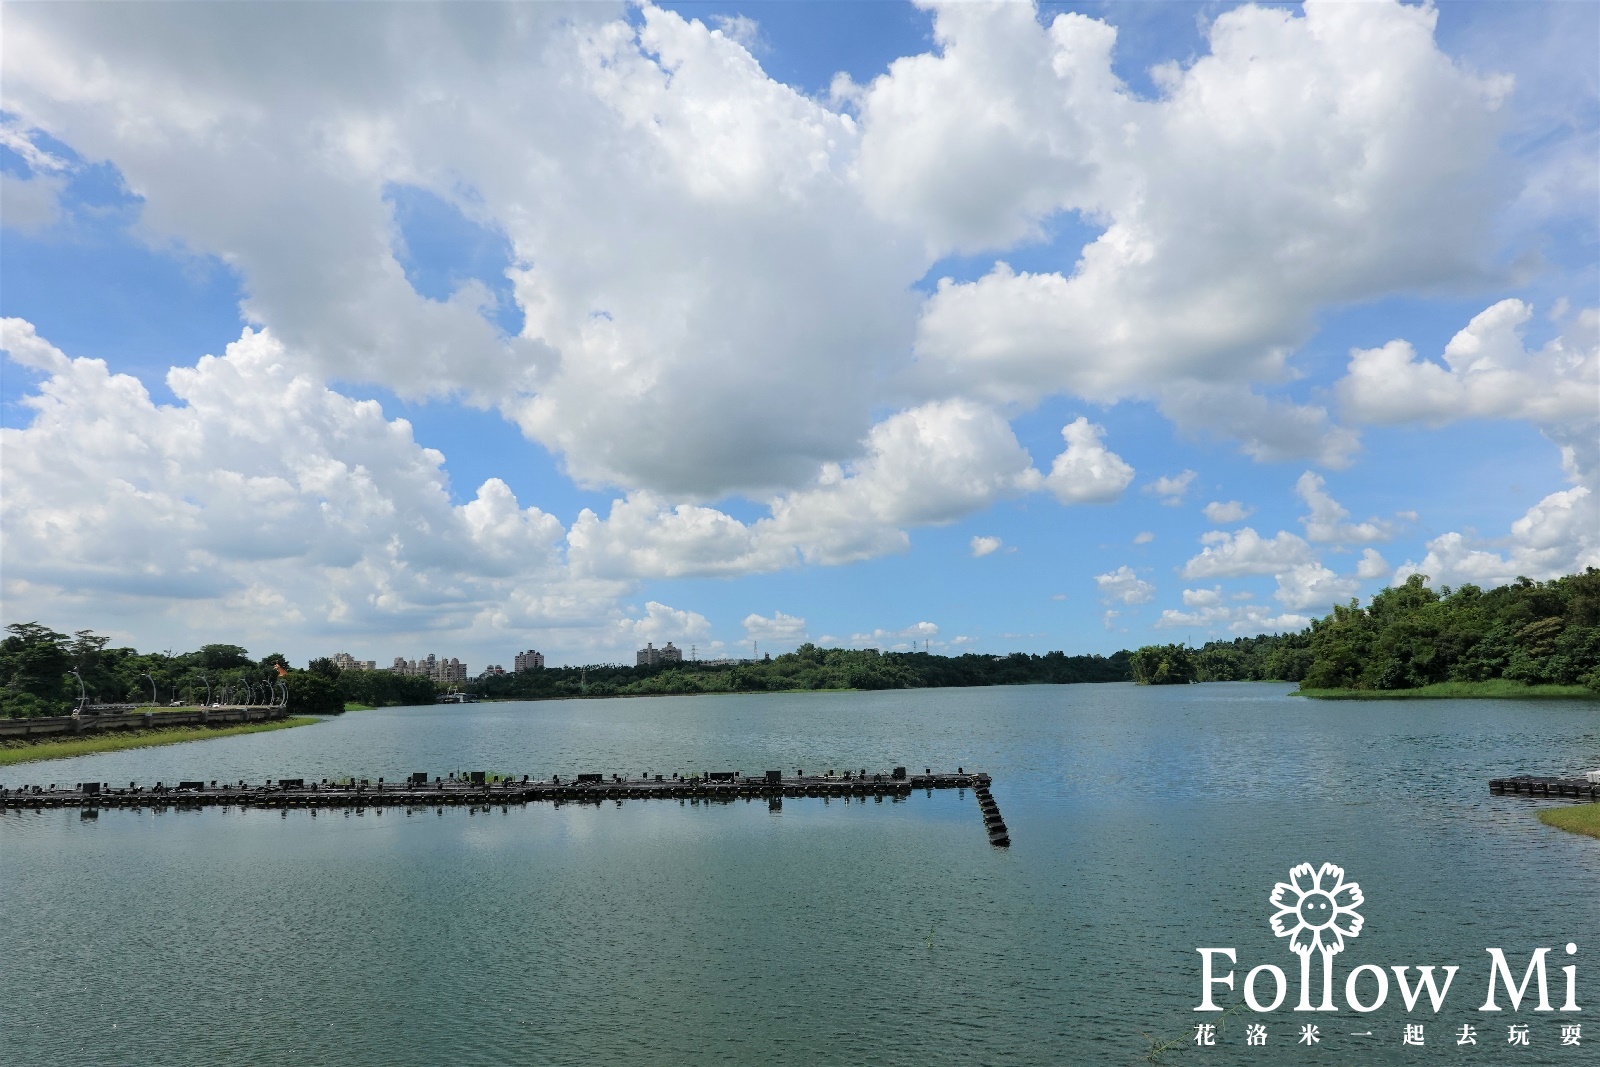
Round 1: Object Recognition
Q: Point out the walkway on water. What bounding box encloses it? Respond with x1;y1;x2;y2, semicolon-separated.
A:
1490;775;1600;800
1;769;1010;846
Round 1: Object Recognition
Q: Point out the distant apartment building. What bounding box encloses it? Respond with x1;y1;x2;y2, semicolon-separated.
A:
636;641;683;667
390;654;467;684
480;664;507;678
513;649;545;672
330;652;376;671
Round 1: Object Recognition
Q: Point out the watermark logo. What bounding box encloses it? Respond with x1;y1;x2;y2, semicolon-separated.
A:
1191;861;1583;1049
1270;862;1363;956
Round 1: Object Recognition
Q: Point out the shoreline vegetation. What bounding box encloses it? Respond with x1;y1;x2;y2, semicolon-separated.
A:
1296;680;1598;700
0;716;320;766
1538;804;1600;840
1130;570;1600;700
3;569;1595;722
469;645;1131;700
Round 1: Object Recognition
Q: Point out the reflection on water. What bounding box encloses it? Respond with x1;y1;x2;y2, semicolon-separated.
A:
3;684;1597;1066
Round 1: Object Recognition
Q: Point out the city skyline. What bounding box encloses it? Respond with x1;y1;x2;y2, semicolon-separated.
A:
2;1;1595;669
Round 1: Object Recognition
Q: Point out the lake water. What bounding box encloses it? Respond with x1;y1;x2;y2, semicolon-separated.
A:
3;683;1597;1066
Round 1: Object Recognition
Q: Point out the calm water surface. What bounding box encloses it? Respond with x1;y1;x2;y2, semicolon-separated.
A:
3;683;1597;1065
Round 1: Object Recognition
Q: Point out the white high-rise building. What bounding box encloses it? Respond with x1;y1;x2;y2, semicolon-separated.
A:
514;649;545;672
390;654;467;683
636;641;683;667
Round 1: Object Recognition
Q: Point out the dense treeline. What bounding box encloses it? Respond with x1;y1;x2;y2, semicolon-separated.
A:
1300;570;1600;691
0;624;435;718
15;568;1592;713
326;663;440;709
1130;569;1600;691
471;644;1132;699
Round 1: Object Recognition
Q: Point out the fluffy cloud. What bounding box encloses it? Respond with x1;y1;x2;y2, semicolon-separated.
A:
1;0;1524;502
1355;548;1390;581
1153;604;1312;634
906;0;1510;426
1143;470;1196;506
0;1;1574;657
1159;384;1360;468
626;602;712;646
1274;563;1360;612
1295;472;1397;543
839;621;939;651
743;611;807;644
1;2;921;501
1181;528;1314;579
1202;500;1253;524
970;535;1003;558
851;1;1113;254
1095;565;1154;605
1338;300;1597;428
568;398;1044;577
1339;300;1599;484
0;322;615;658
1397;486;1600;588
1042;417;1134;504
1182;587;1223;608
1132;531;1155;545
1348;302;1600;589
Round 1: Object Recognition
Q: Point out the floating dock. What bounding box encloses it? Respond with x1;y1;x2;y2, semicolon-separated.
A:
1489;775;1600;800
1;768;1008;845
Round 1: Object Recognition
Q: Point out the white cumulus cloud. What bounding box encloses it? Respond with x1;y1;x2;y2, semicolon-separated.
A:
1095;565;1154;605
1181;528;1315;579
1338;300;1599;485
1143;470;1197;507
1274;563;1360;612
1202;500;1254;524
1043;417;1134;504
905;0;1511;439
970;535;1003;558
1397;486;1600;588
1356;548;1391;581
1295;472;1398;543
743;611;807;644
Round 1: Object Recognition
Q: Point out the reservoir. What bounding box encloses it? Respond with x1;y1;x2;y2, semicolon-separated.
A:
2;682;1596;1065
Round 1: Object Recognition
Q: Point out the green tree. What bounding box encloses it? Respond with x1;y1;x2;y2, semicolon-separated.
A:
1129;645;1196;685
198;644;253;670
307;656;341;679
281;670;343;714
0;622;73;717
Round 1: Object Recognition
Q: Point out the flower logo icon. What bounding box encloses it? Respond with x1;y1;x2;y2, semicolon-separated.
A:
1269;862;1364;956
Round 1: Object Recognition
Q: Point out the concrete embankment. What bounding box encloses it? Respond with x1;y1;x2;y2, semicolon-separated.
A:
0;706;291;741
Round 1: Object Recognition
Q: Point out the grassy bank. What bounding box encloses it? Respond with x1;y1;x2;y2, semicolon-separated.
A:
343;702;376;712
1539;804;1600;840
1297;679;1599;701
0;716;320;766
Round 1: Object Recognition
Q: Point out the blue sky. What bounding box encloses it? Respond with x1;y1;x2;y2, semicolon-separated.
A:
1;1;1595;668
